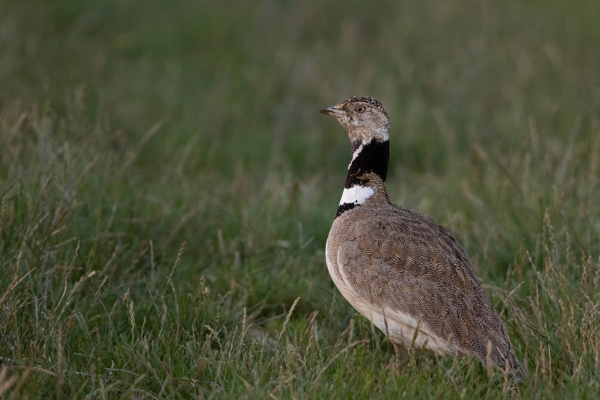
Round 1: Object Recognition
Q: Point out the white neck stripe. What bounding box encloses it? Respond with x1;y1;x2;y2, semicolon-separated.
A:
349;144;364;169
348;139;372;169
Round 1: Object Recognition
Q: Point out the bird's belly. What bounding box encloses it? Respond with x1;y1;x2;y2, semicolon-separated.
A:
325;239;459;355
365;306;460;354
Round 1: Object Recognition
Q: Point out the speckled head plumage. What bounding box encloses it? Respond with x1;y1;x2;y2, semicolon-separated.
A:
320;96;390;145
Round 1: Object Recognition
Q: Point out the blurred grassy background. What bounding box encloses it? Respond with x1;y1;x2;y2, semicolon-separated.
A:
1;0;600;398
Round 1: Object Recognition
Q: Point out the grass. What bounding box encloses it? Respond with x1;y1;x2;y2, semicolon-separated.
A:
1;0;600;397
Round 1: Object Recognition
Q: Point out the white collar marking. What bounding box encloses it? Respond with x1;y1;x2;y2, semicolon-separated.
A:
339;185;375;206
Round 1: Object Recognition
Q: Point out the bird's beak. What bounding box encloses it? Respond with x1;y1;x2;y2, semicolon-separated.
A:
319;105;345;116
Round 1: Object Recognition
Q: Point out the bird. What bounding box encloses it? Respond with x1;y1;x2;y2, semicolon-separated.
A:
320;96;523;379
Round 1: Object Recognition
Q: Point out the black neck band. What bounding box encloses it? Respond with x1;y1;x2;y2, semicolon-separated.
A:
345;140;389;188
336;140;389;217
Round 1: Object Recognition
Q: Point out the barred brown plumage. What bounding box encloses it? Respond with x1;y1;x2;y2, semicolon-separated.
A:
320;96;524;380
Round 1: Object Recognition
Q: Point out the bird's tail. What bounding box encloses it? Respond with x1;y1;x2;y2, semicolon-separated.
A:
492;344;525;382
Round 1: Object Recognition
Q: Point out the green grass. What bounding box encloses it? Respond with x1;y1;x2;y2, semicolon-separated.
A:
1;0;600;397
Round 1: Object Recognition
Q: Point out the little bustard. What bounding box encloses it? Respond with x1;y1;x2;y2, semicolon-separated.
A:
320;96;523;379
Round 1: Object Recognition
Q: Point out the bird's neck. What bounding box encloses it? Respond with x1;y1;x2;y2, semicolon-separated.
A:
336;139;389;217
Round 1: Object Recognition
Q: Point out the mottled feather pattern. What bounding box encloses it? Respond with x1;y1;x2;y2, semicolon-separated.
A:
327;178;521;374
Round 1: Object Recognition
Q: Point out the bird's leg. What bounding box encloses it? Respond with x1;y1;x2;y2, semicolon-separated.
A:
393;342;408;368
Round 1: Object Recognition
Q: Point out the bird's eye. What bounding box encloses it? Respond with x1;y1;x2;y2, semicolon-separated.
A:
355;106;366;113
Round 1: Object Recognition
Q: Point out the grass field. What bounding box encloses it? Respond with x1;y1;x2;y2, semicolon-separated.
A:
1;0;600;398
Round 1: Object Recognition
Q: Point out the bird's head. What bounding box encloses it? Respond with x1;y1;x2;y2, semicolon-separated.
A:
319;96;390;145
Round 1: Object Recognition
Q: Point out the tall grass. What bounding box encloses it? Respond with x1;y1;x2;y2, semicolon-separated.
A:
1;0;600;397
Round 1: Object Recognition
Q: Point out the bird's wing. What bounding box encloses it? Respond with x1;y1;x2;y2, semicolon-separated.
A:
335;206;519;371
